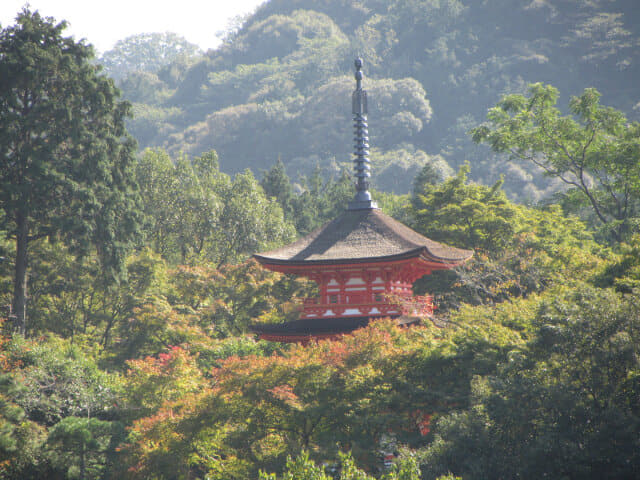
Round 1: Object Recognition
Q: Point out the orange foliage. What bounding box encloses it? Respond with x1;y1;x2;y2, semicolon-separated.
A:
118;320;460;478
410;410;433;436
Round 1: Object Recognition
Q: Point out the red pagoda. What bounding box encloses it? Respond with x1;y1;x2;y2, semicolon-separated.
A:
252;59;472;343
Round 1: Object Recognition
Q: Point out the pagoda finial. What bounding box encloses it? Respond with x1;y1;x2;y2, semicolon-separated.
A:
348;58;378;210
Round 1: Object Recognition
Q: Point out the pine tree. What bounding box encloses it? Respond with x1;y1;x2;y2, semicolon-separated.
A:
261;158;295;220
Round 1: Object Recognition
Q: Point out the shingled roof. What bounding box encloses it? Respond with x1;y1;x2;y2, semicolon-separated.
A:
250;315;419;336
254;208;473;266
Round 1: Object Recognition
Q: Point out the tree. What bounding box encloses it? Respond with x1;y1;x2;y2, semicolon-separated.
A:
46;416;114;480
5;336;120;426
258;450;422;480
0;334;124;478
370;146;452;194
136;149;228;265
409;165;606;309
291;167;354;235
471;83;640;242
595;235;640;293
0;374;28;471
261;159;295;221
136;149;294;266
123;346;205;421
118;320;481;478
419;285;640;479
0;9;140;333
117;71;168;104
410;165;519;253
99;32;202;81
216;169;296;267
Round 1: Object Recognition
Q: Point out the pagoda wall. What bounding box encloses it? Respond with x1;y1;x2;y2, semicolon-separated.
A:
297;263;433;319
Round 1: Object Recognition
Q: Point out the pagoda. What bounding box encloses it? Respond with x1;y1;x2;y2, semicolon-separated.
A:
251;59;472;343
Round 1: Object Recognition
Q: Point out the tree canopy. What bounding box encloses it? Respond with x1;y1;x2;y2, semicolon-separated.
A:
99;32;203;81
471;83;640;242
135;149;295;267
0;8;140;333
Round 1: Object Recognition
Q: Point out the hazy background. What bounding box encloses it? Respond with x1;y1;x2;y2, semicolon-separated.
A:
0;0;267;52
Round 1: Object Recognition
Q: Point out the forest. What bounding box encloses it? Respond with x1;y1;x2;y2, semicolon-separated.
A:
0;1;639;479
103;0;640;200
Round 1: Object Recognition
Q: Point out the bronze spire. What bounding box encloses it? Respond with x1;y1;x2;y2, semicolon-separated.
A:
348;58;378;210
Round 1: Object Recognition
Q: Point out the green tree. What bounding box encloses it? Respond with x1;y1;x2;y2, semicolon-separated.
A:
259;450;331;480
410;165;519;253
21;241;174;351
471;84;640;242
0;9;140;333
216;169;296;267
169;259;311;340
46;416;114;480
0;374;28;470
259;450;422;480
595;235;640;293
172;151;227;264
99;32;202;81
5;336;120;426
371;146;452;194
261;159;295;220
291;167;354;235
135;149;182;261
0;334;124;478
136;149;228;264
136;149;294;266
409;165;606;309
420;285;640;479
117;71;169;104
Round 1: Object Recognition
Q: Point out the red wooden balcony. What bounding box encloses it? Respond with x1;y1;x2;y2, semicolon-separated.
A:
300;293;433;318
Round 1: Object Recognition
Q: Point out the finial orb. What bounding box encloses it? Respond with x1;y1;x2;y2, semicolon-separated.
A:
355;58;363;70
355;70;363;81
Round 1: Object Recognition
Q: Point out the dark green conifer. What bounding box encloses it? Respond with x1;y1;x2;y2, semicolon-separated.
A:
0;9;141;333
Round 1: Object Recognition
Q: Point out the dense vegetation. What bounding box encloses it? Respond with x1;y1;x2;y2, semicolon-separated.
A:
1;3;639;480
101;0;640;201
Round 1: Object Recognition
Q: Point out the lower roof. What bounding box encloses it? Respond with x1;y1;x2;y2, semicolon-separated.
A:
250;315;419;337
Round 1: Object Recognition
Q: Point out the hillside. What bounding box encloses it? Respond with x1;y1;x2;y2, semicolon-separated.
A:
106;0;640;198
2;8;640;478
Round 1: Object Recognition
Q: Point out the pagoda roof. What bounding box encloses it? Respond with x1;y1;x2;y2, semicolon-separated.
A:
250;315;419;339
254;208;473;266
252;316;373;336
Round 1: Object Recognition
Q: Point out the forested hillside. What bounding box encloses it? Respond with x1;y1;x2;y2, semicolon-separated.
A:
104;0;640;199
1;4;639;480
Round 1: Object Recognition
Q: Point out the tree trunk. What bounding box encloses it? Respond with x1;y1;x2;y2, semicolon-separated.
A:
80;439;86;480
12;212;28;334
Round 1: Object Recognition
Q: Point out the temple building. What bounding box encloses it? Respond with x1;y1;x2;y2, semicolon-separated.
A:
251;59;472;343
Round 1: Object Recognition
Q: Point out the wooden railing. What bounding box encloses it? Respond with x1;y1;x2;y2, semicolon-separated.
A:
301;293;433;317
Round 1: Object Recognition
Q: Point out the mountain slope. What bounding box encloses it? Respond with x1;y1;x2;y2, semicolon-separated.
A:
110;0;640;199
